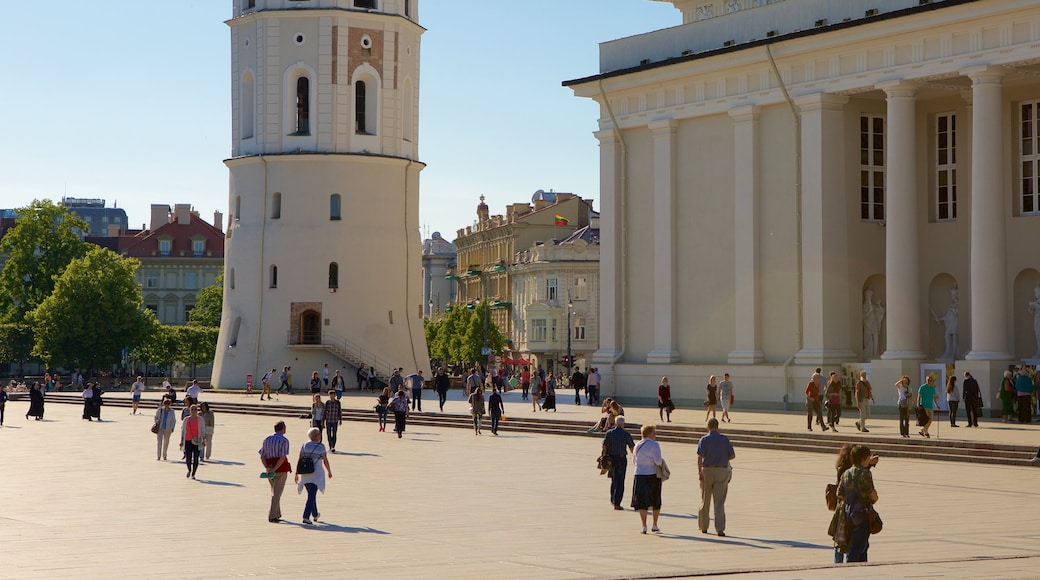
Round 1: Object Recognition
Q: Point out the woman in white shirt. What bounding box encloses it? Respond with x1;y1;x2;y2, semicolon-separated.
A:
894;376;911;438
631;424;665;534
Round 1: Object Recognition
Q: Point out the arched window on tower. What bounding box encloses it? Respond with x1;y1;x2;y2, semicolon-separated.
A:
355;81;368;134
329;263;339;289
241;71;255;139
330;194;341;220
271;192;282;219
295;77;310;135
270;265;278;288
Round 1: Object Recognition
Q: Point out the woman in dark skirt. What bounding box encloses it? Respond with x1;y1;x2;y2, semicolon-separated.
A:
27;382;45;420
631;424;665;534
541;373;558;412
91;384;104;421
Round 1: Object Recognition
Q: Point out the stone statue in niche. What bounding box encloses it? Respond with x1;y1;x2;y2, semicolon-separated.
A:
862;288;885;360
1028;283;1040;360
931;284;959;362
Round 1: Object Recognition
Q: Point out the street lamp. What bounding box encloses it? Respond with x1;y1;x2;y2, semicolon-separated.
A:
565;298;573;373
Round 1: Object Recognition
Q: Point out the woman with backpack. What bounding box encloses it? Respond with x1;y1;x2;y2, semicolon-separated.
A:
294;427;332;525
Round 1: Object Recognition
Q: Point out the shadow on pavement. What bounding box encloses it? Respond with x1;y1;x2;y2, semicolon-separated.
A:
195;479;246;487
202;459;246;466
336;451;379;457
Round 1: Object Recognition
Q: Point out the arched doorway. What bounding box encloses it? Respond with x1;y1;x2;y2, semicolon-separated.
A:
300;311;321;345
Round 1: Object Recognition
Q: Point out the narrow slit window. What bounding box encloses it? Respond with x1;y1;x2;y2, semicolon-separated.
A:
329;263;339;289
355;81;367;134
330;194;341;220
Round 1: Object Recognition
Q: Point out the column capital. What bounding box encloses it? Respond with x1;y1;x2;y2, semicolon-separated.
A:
961;65;1005;85
728;104;761;123
648;118;678;135
794;92;849;112
876;80;919;98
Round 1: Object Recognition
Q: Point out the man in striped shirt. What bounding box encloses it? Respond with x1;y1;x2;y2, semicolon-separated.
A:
260;421;291;522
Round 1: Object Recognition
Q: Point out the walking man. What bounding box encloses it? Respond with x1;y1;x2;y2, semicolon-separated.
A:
587;368;600;405
520;367;531;401
855;371;875;432
260;421;291;523
260;369;275;401
131;376;145;415
325;390;343;452
434;367;450;411
805;373;827;431
278;366;289;394
718;373;734;423
571;367;586;405
697;418;735;536
322;363;330;388
602;416;635;510
407;370;424;412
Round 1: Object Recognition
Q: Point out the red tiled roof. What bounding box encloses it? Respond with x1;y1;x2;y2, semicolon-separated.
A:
119;212;224;259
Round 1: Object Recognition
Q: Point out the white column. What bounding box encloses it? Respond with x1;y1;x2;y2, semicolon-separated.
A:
795;93;856;364
728;105;765;364
647;119;680;363
592;130;622;363
879;81;926;360
964;66;1013;360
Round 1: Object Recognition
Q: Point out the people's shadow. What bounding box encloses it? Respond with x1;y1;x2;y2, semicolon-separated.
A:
305;523;389;534
409;438;441;443
336;451;379;457
194;479;245;487
202;459;246;466
658;512;699;520
660;533;762;548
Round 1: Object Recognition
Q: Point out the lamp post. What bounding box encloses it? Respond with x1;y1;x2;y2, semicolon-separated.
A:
565;298;573;374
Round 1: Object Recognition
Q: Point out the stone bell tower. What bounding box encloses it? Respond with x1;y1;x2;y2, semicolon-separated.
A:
213;0;429;388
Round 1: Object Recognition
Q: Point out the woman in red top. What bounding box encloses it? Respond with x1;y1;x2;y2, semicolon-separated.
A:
658;377;673;422
180;404;203;479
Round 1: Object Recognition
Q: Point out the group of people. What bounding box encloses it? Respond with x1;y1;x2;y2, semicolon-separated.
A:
153;384;216;480
704;374;735;423
306;390;343;452
998;367;1040;425
601;418;735;536
828;443;880;563
260;421;333;525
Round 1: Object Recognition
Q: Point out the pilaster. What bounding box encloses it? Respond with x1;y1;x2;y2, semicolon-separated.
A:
728;105;765;364
647;119;680;364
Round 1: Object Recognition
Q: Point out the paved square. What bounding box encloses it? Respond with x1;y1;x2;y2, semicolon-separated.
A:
3;393;1039;578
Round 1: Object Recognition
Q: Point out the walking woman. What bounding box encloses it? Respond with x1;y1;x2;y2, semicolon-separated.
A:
542;373;557;412
946;375;961;427
390;389;410;438
468;385;486;435
895;376;912;438
825;372;842;432
375;387;391;432
310;393;325;442
179;404;203;479
836;445;880;562
705;375;718;422
295;427;332;525
658;377;673;422
828;444;855;562
632;424;665;534
531;375;542;412
199;402;215;460
309;371;322;395
81;383;94;421
1001;370;1016;422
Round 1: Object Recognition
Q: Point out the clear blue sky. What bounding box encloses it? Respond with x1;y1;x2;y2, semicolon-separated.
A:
0;1;676;239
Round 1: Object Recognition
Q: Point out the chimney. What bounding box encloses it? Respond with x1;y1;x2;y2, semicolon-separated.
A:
213;210;224;233
150;204;171;231
174;204;191;225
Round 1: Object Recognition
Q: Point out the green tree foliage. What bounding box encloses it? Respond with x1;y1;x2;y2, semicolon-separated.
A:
0;200;88;322
424;301;506;367
187;271;223;327
173;325;219;378
29;247;152;371
127;315;177;376
0;323;34;374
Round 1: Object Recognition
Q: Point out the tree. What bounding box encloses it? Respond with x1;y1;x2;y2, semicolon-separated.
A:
127;314;176;380
0;323;34;376
423;301;506;368
173;325;219;378
187;271;223;327
29;247;152;371
0;199;88;322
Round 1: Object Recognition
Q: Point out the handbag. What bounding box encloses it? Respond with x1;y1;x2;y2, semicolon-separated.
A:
868;506;883;534
296;442;318;475
666;400;675;413
656;458;671;482
597;453;613;475
825;483;838;511
150;421;160;434
729;394;735;406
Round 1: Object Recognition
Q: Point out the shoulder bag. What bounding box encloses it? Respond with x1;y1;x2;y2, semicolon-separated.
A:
296;442;318;475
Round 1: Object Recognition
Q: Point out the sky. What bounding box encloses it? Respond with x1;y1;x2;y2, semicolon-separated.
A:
0;1;677;239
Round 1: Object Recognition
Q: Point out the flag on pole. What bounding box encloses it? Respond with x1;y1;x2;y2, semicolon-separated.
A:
554;214;569;226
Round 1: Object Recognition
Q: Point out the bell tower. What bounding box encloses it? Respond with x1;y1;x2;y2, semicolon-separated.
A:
214;0;429;388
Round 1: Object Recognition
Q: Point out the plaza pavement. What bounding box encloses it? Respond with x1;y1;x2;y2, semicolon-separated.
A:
3;387;1040;579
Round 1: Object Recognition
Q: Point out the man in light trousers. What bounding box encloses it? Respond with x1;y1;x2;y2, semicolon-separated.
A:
697;418;735;536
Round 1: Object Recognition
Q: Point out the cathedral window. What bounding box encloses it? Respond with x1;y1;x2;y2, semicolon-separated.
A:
355;81;368;134
294;77;310;135
330;194;342;220
329;263;339;289
270;265;278;288
1021;100;1040;215
935;113;957;221
241;71;255;139
859;115;885;222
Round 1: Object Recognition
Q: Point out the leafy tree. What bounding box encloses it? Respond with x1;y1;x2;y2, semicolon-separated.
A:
187;271;223;327
29;247;152;371
127;314;175;380
173;325;219;378
0;323;34;376
0;199;88;322
460;300;506;365
423;301;507;368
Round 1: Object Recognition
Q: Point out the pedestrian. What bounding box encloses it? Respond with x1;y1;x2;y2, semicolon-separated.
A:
131;376;145;415
894;375;912;438
718;373;734;423
154;399;177;460
179;404;203;479
310;393;325;442
917;375;938;438
186;379;202;403
1016;368;1035;425
946;375;961;427
465;368;482;397
468;385;486;435
81;382;95;421
260;368;275;401
697;418;735;536
571;367;585;405
1000;370;1016;422
531;374;542;412
828;444;855;562
587;367;601;405
356;365;366;391
278;366;290;394
199;401;215;460
295;427;332;525
836;445;880;562
542;373;557;412
434;367;450;412
805;373;827;431
375;387;391;432
963;371;982;428
330;370;344;400
658;377;673;422
26;382;44;420
520;366;531;401
286;366;294;394
488;387;504;435
602;416;635;510
407;369;424;412
855;371;874;432
309;371;322;395
260;421;291;523
367;366;376;391
324;391;342;452
390;389;410;438
825;372;842;432
0;383;7;426
705;375;718;422
631;423;665;534
322;363;330;389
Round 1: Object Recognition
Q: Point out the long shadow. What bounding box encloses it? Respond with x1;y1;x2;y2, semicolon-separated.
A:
409;438;441;443
202;459;246;466
195;479;246;488
658;512;699;520
0;425;22;429
492;434;535;439
336;451;379;457
296;522;390;534
661;533;763;548
751;538;831;550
